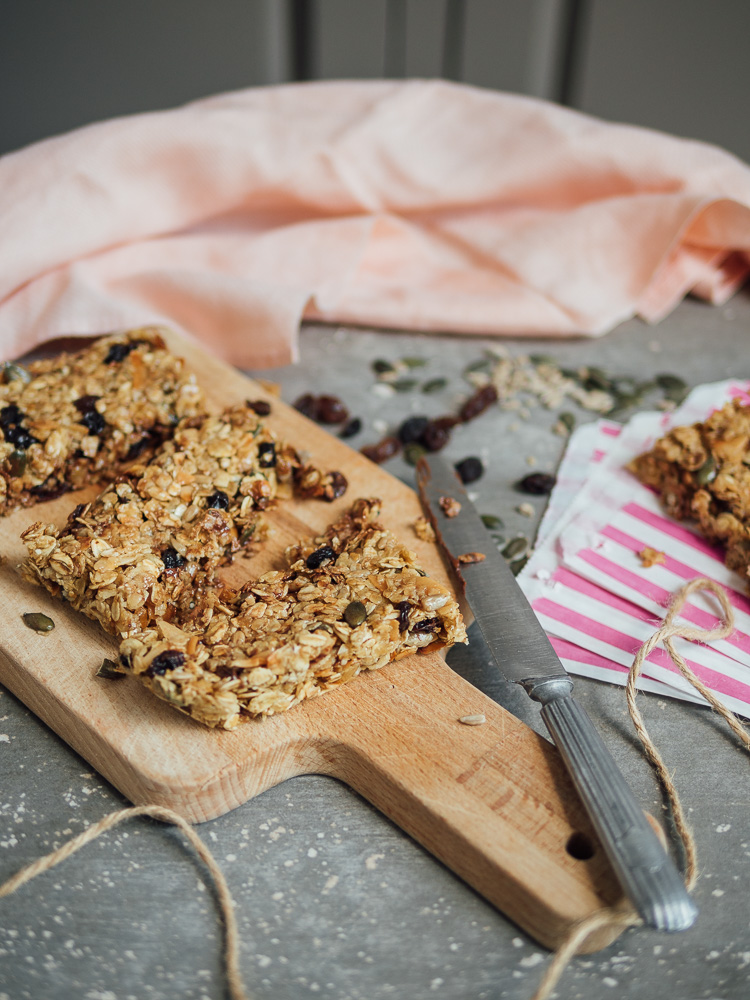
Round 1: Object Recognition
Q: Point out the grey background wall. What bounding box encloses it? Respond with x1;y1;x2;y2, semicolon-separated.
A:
2;0;749;162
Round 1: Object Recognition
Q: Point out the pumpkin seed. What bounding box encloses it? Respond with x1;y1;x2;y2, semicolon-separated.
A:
97;657;126;679
240;524;257;544
8;449;27;476
463;358;493;377
403;442;426;466
558;411;576;433
1;361;32;384
391;378;418;393
510;555;529;576
481;514;505;530
695;455;718;486
583;367;612;392
655;373;687;393
22;612;55;633
344;601;367;627
492;534;507;547
502;537;528;560
372;359;395;375
422;377;448;394
664;385;689;406
401;356;428;369
528;354;557;367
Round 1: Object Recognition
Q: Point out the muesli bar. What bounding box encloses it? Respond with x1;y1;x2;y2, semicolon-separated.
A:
1;327;204;514
21;403;302;637
119;498;467;729
629;398;750;580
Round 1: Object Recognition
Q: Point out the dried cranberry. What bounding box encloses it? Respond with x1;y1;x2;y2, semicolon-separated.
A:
420;422;450;452
306;545;336;570
316;395;349;424
455;457;484;484
104;342;136;364
147;650;185;676
246;399;271;416
0;404;23;429
258;442;276;468
397;600;411;633
161;547;186;569
294;393;319;419
516;473;556;495
339;417;362;439
361;436;401;464
4;424;38;449
398;415;429;444
411;616;441;634
459;384;498;422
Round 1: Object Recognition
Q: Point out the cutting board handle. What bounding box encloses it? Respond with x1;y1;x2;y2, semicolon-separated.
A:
299;653;626;953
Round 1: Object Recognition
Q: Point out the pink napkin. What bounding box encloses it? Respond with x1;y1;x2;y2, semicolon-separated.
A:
2;79;750;368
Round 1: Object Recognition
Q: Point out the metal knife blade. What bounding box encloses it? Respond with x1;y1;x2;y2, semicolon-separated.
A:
416;454;697;933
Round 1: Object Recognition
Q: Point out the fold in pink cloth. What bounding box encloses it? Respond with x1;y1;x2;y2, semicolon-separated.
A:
2;79;750;368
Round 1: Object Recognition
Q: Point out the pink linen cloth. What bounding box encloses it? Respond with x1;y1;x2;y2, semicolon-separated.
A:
2;79;750;368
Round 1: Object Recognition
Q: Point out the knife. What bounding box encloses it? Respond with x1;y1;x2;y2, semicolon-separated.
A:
416;454;697;933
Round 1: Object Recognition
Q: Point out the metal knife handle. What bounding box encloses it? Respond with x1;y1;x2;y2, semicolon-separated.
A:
522;676;698;932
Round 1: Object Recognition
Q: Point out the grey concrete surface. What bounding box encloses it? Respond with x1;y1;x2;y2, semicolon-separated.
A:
2;295;750;1000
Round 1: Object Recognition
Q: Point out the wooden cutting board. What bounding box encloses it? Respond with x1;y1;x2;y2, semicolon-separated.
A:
0;332;629;953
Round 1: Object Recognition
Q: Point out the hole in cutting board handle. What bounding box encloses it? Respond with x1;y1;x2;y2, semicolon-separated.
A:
565;831;596;860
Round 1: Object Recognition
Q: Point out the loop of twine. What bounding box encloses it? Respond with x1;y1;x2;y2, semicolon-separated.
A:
0;803;249;1000
2;578;748;1000
531;576;750;1000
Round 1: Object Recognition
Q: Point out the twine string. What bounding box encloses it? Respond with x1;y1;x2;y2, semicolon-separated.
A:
530;576;750;1000
2;578;748;1000
0;803;249;1000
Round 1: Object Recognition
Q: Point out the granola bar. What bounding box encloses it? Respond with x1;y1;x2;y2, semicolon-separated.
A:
1;328;204;514
629;398;750;580
21;403;301;636
119;498;467;729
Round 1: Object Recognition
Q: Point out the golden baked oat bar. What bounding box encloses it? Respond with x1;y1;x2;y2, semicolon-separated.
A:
1;327;205;514
21;403;302;637
120;499;467;729
629;398;750;580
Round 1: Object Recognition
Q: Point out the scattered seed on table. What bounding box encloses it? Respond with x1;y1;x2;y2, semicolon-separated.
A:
401;356;428;369
403;442;426;466
502;537;528;560
481;514;504;530
372;359;396;375
510;555;529;576
22;612;55;633
97;657;126;679
339;417;362;439
459;714;486;726
516;502;535;517
557;412;576;433
422;378;448;394
391;378;418;393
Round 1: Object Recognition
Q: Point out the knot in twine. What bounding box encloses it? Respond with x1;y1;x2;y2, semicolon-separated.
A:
2;578;749;1000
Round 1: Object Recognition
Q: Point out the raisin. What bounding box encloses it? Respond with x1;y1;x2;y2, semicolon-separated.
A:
459;384;498;422
397;600;411;633
104;342;136;364
246;399;271;416
516;473;556;495
161;547;186;569
431;414;460;432
411;616;442;634
4;424;38;449
206;491;230;510
339;417;362;439
420;422;450;452
306;545;336;570
361;436;401;464
0;403;23;429
29;477;67;500
294;393;319;419
323;471;348;501
147;649;185;676
74;394;100;414
258;442;276;468
81;409;106;435
69;503;87;521
455;457;484;484
316;395;349;424
398;415;429;444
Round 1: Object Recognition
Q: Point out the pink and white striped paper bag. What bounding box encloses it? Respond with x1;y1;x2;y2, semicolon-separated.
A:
519;380;750;718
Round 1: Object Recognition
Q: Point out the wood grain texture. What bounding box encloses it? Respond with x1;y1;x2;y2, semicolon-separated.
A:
0;331;627;952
